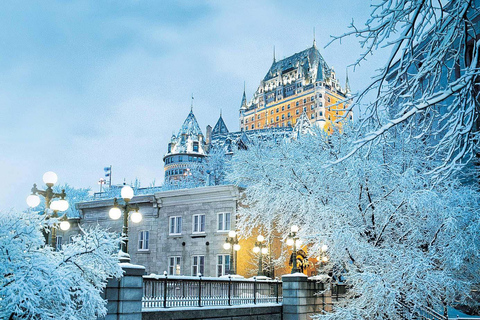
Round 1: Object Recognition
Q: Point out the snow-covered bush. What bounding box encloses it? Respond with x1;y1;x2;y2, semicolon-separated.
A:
0;210;123;320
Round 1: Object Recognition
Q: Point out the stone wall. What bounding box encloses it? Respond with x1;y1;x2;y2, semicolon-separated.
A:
142;305;282;320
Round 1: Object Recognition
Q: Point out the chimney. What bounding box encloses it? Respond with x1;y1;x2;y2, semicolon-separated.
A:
206;125;212;144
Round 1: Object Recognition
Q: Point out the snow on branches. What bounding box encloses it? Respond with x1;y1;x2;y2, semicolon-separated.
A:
229;127;480;319
0;211;123;320
332;0;480;178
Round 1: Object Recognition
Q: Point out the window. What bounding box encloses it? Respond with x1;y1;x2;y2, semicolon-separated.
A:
319;111;323;116
311;96;314;101
178;156;183;162
217;212;231;232
270;119;273;124
217;254;231;276
303;107;307;112
169;216;182;235
258;114;261;119
251;116;254;121
311;105;315;110
169;256;182;275
282;114;285;120
193;142;199;152
138;231;149;250
251;124;254;129
281;106;284;111
327;97;331;102
303;99;306;104
276;108;279;113
287;104;290;109
168;144;172;153
56;236;62;251
192;255;205;276
296;101;299;106
296;110;299;115
270;110;273;115
311;114;315;119
287;112;291;118
276;116;279;121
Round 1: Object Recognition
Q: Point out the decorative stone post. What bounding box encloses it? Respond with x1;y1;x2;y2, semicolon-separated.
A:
282;273;331;320
101;263;146;320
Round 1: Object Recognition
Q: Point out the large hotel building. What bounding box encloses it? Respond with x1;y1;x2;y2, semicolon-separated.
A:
239;42;351;133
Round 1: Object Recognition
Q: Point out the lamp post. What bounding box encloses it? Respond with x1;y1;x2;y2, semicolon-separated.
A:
287;225;300;273
26;171;71;250
108;185;143;261
316;244;329;266
253;235;268;276
223;230;240;274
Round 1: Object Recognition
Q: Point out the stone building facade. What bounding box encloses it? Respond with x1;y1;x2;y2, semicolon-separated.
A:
67;185;242;277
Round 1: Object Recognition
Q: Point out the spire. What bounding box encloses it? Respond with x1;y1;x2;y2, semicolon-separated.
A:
190;94;194;112
273;45;276;63
345;68;351;95
240;82;247;110
313;27;316;48
220;108;222;117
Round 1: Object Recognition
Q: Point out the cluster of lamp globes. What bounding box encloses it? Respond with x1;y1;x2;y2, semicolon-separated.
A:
26;171;71;231
108;185;143;223
223;230;241;251
253;235;269;254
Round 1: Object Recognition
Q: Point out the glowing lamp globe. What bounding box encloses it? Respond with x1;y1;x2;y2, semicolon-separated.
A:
57;199;69;212
109;207;121;220
130;211;142;223
321;244;328;252
228;230;236;238
121;185;134;201
290;225;299;233
286;238;294;246
223;242;231;250
26;194;41;208
50;200;61;211
322;256;328;263
60;220;70;231
233;244;240;251
261;247;268;255
43;171;58;186
257;235;264;242
295;239;302;247
253;246;260;253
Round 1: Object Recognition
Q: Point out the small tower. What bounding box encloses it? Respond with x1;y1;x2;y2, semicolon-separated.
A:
163;106;207;182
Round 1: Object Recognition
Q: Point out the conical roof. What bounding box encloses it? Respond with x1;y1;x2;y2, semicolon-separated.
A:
212;115;229;135
293;111;312;138
178;110;203;137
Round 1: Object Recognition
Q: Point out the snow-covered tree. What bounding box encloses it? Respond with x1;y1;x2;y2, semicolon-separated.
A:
0;210;123;320
229;126;480;319
333;0;480;178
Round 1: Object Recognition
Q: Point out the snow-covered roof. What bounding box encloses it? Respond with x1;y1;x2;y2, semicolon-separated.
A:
178;110;203;137
212;115;229;136
263;45;330;82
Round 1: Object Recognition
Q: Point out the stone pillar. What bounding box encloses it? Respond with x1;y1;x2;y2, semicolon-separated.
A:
282;274;331;320
101;263;146;320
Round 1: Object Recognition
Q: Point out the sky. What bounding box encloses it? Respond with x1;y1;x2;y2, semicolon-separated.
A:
0;0;388;211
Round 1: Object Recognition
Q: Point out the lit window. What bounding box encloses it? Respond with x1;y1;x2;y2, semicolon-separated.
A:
169;216;182;235
169;256;181;275
217;254;231;276
138;231;149;250
217;212;231;232
192;255;205;276
192;214;206;233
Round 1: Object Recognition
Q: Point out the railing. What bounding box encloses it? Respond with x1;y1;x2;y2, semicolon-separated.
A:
142;275;282;309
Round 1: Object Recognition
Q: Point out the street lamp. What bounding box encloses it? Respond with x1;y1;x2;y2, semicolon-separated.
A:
316;244;329;265
287;225;301;273
223;230;241;274
109;185;143;261
26;171;71;250
253;235;268;276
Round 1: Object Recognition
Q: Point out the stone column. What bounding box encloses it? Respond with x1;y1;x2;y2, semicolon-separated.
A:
101;263;146;320
282;273;330;320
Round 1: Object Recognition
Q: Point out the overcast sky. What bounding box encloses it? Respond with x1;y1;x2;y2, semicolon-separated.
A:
0;0;388;211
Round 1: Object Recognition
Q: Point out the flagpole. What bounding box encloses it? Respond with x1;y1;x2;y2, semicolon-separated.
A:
109;165;112;188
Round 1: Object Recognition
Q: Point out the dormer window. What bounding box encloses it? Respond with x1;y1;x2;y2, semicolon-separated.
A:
168;144;172;153
193;142;199;152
